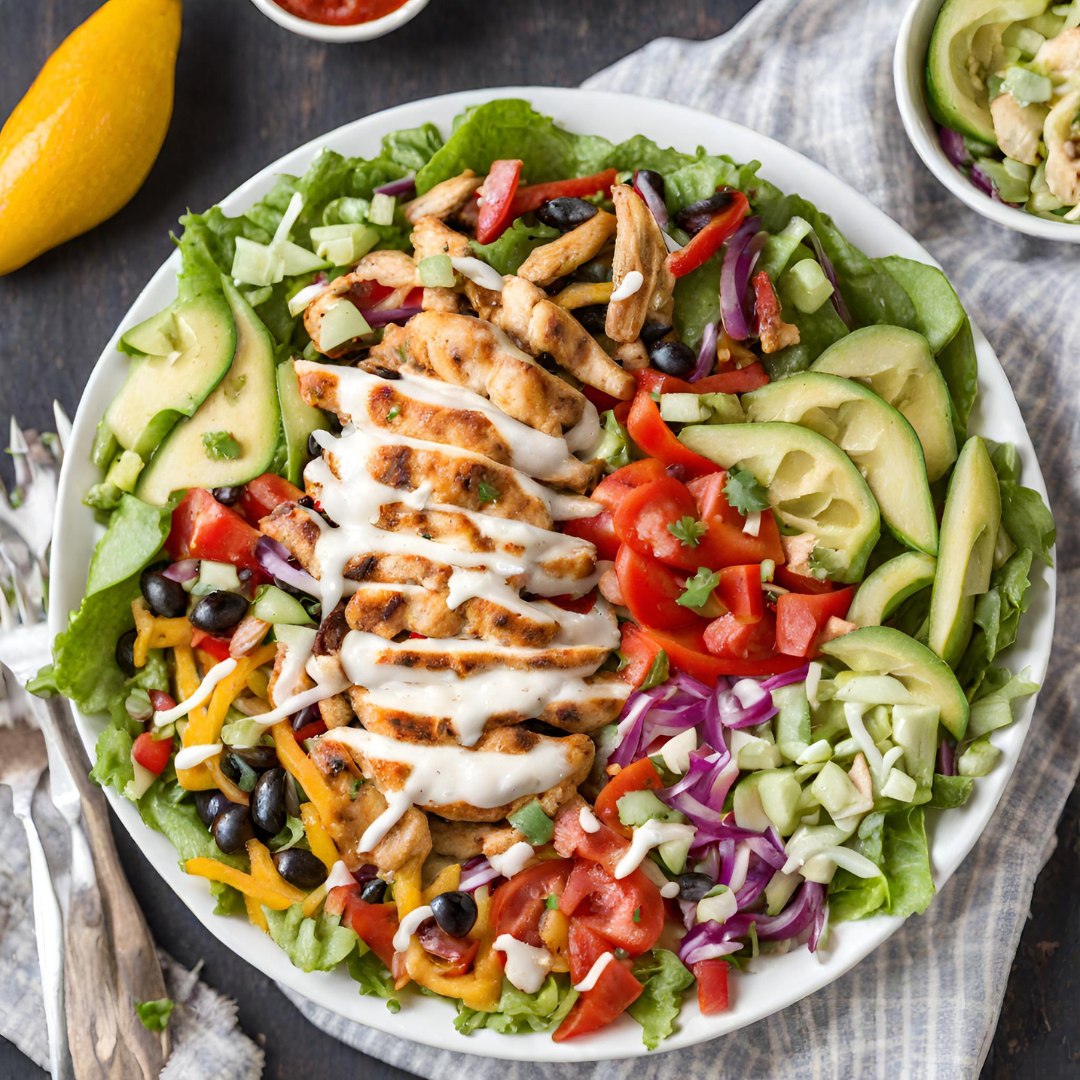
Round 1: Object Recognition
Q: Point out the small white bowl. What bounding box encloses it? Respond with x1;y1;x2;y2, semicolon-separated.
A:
894;0;1080;243
248;0;429;43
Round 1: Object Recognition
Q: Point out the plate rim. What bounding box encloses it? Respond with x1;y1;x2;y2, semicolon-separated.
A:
48;85;1057;1062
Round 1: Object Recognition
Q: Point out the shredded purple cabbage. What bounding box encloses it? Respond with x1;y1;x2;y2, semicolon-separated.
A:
690;321;719;382
255;536;320;596
719;216;762;340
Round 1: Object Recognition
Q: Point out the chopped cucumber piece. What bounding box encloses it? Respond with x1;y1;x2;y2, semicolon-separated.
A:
658;728;697;775
617;789;686;828
733;768;802;835
232;236;283;287
507;800;554;845
810;761;867;819
881;768;918;802
124;758;158;802
369;193;396;226
418;254;456;288
252;584;314;626
1002;65;1052;106
781;258;833;314
958;735;1001;776
660;393;709;423
774;682;811;762
319;299;372;352
309;223;379;265
272;623;317;652
891;703;939;788
796;738;833;765
192;560;242;597
697;888;737;925
105;449;144;493
834;674;912;705
730;727;782;770
974;157;1032;203
765;870;801;915
657;837;691;875
783;820;858;881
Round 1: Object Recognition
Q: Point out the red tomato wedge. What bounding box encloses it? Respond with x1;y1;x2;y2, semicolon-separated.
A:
560;510;620;562
476;159;523;244
508;168;617;217
774;566;835;594
553;955;644;1042
238;473;304;524
615;544;698;631
591;458;668;513
717;564;764;624
775;587;855;658
626;390;718;478
567;921;614;986
633;363;769;397
166;488;263;572
639;624;806;686
686;472;786;567
490;859;574;947
558;859;664;958
132;731;172;775
333;891;408;987
612;477;701;571
618;624;665;690
593;757;664;838
553;801;630;880
694;959;730;1014
292;717;327;743
704;610;778;661
666;190;750;278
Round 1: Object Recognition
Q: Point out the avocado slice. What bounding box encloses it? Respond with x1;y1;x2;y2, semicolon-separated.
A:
104;292;237;459
679;422;880;583
136;280;280;506
743;372;938;555
821;625;969;739
848;552;938;627
928;436;1002;668
812;326;958;483
277;360;330;488
925;0;1047;143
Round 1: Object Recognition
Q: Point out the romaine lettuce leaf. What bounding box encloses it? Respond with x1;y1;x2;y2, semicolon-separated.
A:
263;904;358;973
881;806;934;918
628;949;695;1050
380;122;444;171
469;217;558;276
139;777;247;868
454;976;577;1035
672;255;721;353
827;811;889;923
348;947;400;1012
86;494;172;596
88;725;136;793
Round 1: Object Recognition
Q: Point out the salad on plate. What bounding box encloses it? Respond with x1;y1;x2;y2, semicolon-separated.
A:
927;0;1080;221
36;98;1055;1048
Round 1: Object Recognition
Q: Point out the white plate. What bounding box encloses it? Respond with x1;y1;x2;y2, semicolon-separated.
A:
49;87;1056;1062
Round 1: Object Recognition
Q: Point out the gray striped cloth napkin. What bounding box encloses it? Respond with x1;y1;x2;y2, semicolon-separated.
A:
284;0;1080;1076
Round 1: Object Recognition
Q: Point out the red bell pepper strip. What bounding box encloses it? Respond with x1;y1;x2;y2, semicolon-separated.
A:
666;190;749;279
626;389;718;478
694;959;730;1014
775;587;856;658
718;564;765;624
618;624;667;690
633;363;769;397
475;159;523;244
508;168;618;218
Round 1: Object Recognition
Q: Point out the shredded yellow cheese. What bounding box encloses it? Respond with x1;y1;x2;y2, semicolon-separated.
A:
184;859;302;911
132;599;192;668
553;280;614;310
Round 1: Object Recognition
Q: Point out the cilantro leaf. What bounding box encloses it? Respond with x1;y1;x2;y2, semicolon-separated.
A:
386;404;401;421
202;430;241;461
135;998;174;1032
668;516;707;547
477;481;500;503
640;650;670;691
723;467;769;515
677;567;721;609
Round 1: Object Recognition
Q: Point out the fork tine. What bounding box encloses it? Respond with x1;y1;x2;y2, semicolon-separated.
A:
0;548;37;627
8;418;35;490
52;402;72;459
0;587;15;633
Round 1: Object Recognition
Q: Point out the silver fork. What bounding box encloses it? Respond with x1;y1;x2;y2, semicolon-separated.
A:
0;720;71;1080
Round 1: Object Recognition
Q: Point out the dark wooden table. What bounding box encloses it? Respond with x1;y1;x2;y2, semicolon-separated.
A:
1;1;1077;1077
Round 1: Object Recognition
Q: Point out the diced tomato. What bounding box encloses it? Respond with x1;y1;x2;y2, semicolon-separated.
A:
582;385;621;415
476;159;523;244
774;566;835;595
345;279;394;310
692;364;769;395
593;757;664;838
335;890;403;979
618;624;665;690
490;859;574;947
132;731;172;775
775;587;856;658
417;920;479;976
404;286;425;308
591;458;668;513
166;488;263;573
615;545;698;631
292;718;327;743
686;472;786;568
693;959;730;1015
508;168;618;218
561;510;620;562
553;953;644;1042
640;624;806;686
717;565;764;624
567;921;613;985
553;801;630;880
704;610;778;661
666;190;750;279
190;628;233;663
238;473;304;524
559;859;664;957
626;390;718;479
612;477;701;571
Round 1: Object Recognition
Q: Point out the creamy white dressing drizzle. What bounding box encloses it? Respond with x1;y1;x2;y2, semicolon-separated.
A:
610;271;644;302
450;256;504;292
614;820;697;880
325;861;358;891
488;842;535;877
573;951;614;992
493;935;553;994
154;658;237;727
393;905;433;952
579;805;601;834
174;743;223;769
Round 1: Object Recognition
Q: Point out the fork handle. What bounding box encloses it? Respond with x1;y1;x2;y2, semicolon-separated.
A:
18;809;73;1080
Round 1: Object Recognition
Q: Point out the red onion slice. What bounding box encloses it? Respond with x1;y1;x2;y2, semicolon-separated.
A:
374;175;417;199
162;559;199;583
807;229;853;327
719;216;762;340
938;126;970;169
633;170;670;229
690;321;719;382
361;304;423;328
255;536;320;597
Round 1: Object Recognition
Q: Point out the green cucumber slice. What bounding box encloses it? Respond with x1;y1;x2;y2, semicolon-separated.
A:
848;551;938;627
743;372;937;554
812;325;958;482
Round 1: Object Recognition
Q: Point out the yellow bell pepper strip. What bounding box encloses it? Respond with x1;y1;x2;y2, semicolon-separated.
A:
301;884;327;919
132;598;191;668
423;864;461;903
300;802;339;871
184;859;302;911
245;893;269;933
553;280;614;310
246;838;307;905
171;645;215;792
539;907;571;973
246;666;270;700
271;720;338;830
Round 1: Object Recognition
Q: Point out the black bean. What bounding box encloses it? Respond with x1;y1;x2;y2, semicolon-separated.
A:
571;259;612;284
189;590;249;633
230;745;280;771
648;340;697;378
641;321;673;346
430;890;478;938
212;486;244;506
292;704;322;732
284;773;301;819
116;630;138;677
676;872;714;901
535;197;598;232
307;432;321;458
140;568;188;619
212;804;255;854
361;878;388;904
574;305;609;335
251;767;288;837
274;849;328;890
674;190;739;236
196;790;233;830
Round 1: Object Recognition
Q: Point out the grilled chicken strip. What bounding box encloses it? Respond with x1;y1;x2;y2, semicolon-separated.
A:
605;184;675;343
517;211;617;287
403;171;484;225
368;312;587;435
409;215;474;312
428;817;524;860
307;739;432;873
484;276;636;401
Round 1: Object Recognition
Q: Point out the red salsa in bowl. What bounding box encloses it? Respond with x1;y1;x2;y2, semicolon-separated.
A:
273;0;408;25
